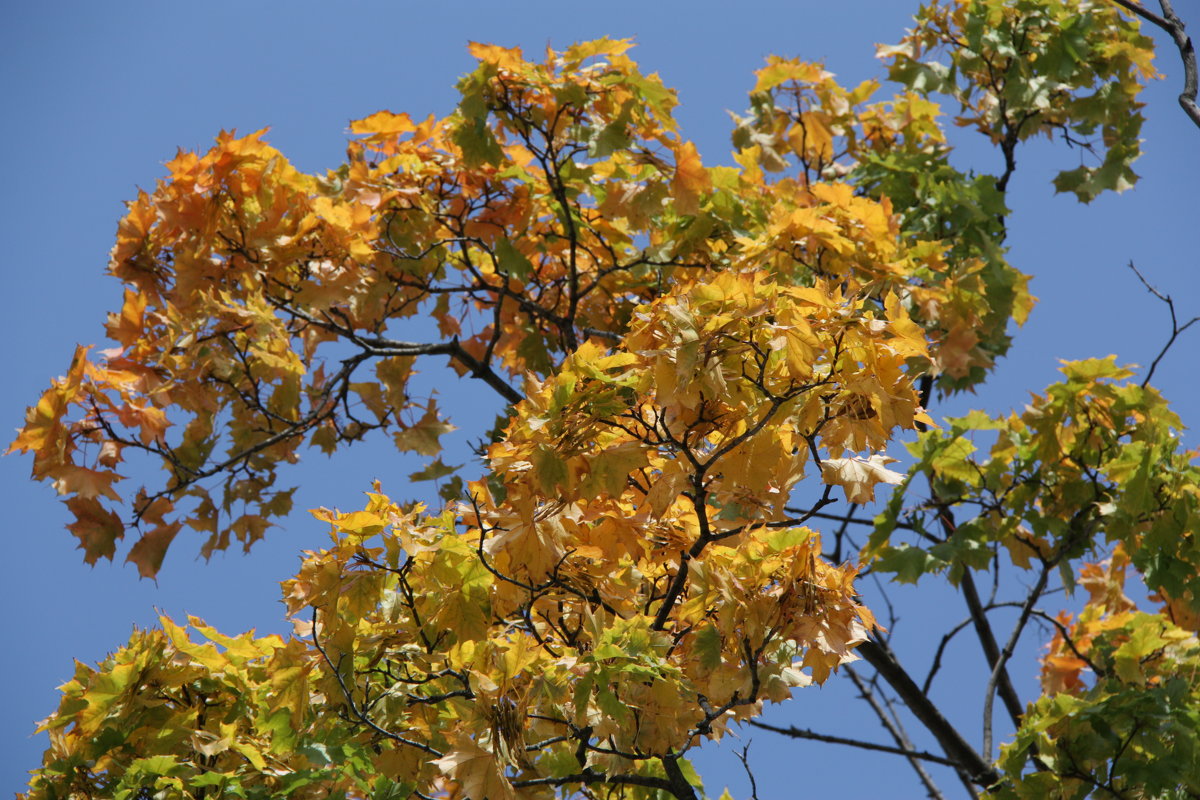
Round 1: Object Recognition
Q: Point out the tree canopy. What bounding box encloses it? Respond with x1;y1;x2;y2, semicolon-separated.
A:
11;1;1200;798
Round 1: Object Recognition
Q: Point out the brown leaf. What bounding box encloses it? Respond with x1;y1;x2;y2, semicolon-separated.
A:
65;497;125;564
126;521;184;579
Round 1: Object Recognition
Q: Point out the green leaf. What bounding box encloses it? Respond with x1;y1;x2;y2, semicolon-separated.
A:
692;624;723;673
494;238;534;280
452;115;503;166
408;458;461;483
873;544;945;583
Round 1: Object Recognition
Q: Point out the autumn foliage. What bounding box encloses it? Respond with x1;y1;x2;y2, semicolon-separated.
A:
12;2;1200;798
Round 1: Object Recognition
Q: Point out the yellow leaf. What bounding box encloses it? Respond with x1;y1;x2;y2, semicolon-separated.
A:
393;400;456;457
819;454;904;504
672;141;710;215
335;510;389;537
563;37;634;65
466;41;525;72
433;736;516;800
349;110;416;137
753;57;831;94
52;465;123;502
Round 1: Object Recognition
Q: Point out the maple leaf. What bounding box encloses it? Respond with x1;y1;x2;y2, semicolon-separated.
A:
753;56;831;93
51;464;123;501
672;141;710;215
432;736;516;800
126;520;184;579
64;497;125;564
936;322;980;378
349;110;416;137
819;454;905;504
393;400;456;457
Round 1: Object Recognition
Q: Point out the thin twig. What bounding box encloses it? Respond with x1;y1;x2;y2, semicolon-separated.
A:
1127;261;1200;387
735;742;760;800
940;504;1026;733
748;718;960;769
844;667;952;800
856;638;999;788
982;564;1052;758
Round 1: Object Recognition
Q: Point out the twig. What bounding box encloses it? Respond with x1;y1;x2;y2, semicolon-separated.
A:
923;617;974;695
1127;261;1200;387
512;772;677;793
856;638;999;788
748;718;960;770
735;742;760;800
982;563;1051;758
959;569;1026;730
940;504;1026;733
845;667;952;800
308;607;444;757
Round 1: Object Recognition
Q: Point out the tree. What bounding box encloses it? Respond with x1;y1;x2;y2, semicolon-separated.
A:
10;1;1200;797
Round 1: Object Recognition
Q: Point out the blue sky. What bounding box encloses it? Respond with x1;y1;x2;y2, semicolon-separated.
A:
2;2;1197;796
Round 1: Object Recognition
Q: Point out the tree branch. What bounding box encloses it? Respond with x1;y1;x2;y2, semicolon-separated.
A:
748;718;960;769
1111;0;1200;129
1127;261;1200;388
938;502;1026;734
308;607;444;757
958;570;1026;732
662;754;700;800
268;296;525;404
982;563;1051;758
735;743;760;800
843;667;952;800
511;771;677;793
856;638;1000;788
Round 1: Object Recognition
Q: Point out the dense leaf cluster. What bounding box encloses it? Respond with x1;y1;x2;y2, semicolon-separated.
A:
12;3;1199;799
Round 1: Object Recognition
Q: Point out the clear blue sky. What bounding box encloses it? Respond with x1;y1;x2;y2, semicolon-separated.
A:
2;2;1197;796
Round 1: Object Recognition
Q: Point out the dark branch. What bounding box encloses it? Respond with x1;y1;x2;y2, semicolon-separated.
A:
735;743;760;800
844;666;953;800
982;563;1052;758
308;607;444;757
1127;261;1200;388
856;638;1000;788
512;771;675;794
1111;0;1200;129
747;718;961;769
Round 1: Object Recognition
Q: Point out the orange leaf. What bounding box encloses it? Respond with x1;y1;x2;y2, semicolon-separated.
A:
52;465;123;502
349;110;416;137
466;42;525;72
65;497;125;564
126;520;184;579
672;141;710;215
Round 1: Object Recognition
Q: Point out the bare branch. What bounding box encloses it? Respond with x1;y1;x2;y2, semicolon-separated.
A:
959;570;1026;730
748;718;960;770
982;563;1052;758
941;503;1026;734
735;743;760;800
512;771;676;793
843;667;952;800
1127;261;1200;387
856;638;1000;788
923;617;973;695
